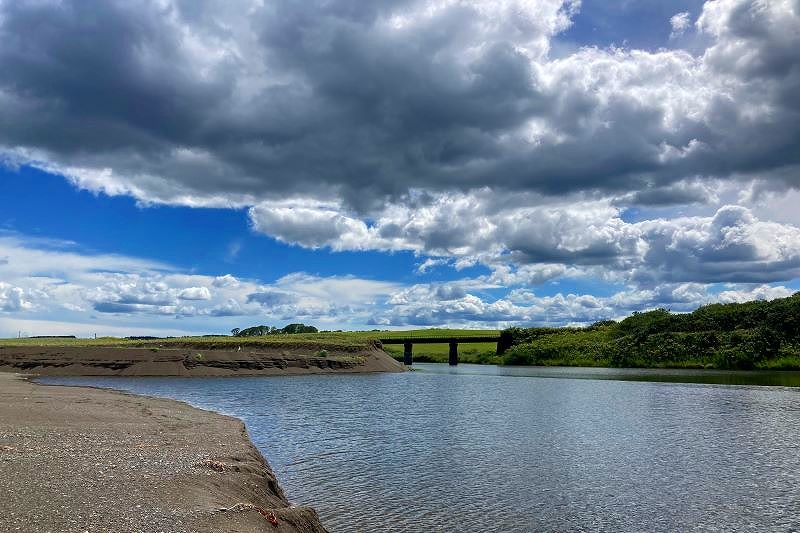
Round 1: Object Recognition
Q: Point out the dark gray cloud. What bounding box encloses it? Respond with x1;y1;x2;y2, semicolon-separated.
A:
435;285;467;301
2;0;799;297
622;181;716;207
246;290;296;306
115;294;173;306
0;1;225;152
205;299;247;317
93;302;140;314
0;0;797;211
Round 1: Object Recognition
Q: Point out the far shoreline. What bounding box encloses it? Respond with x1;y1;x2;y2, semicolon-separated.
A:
0;343;405;377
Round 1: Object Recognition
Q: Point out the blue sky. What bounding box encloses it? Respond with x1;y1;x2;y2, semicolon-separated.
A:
0;0;798;336
0;165;426;283
559;0;703;48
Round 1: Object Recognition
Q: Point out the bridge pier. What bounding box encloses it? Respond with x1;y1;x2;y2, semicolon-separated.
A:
380;335;500;365
449;342;458;366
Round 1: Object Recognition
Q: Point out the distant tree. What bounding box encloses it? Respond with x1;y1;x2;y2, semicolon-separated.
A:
235;325;272;337
281;323;318;334
231;328;240;336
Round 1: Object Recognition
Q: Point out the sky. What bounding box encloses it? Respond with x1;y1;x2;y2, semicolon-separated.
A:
0;0;799;337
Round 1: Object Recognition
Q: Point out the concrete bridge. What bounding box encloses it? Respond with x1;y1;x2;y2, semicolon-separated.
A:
379;335;502;366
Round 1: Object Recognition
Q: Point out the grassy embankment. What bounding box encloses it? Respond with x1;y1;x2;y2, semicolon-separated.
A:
501;293;800;370
0;330;501;364
0;334;376;364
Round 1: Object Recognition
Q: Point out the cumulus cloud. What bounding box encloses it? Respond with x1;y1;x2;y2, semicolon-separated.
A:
670;11;692;39
178;286;212;300
250;191;800;286
0;0;797;211
716;284;795;303
246;291;295;306
0;230;797;334
212;274;240;288
0;0;798;332
249;201;374;250
0;233;406;333
0;282;31;312
375;279;798;328
248;192;636;263
204;298;246;318
634;205;800;283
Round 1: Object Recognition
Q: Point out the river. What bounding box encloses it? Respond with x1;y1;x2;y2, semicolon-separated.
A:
43;364;800;532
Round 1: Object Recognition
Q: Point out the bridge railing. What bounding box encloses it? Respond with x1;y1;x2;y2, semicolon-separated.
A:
378;336;501;344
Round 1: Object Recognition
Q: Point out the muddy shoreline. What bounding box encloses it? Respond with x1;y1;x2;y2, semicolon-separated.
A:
0;372;336;532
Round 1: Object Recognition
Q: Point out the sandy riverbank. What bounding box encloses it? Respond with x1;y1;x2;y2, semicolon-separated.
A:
0;372;330;532
0;344;404;376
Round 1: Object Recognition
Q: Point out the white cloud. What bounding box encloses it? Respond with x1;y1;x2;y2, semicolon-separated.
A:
375;280;796;328
0;234;407;334
416;258;450;274
249;192;800;286
716;284;795;303
0;229;796;334
634;205;800;283
10;192;799;334
670;11;692;39
212;274;240;288
272;273;401;307
178;286;212;300
0;282;31;312
0;0;798;333
248;192;637;264
249;202;377;251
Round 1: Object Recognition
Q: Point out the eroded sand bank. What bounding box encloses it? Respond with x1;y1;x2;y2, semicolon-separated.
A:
0;344;404;376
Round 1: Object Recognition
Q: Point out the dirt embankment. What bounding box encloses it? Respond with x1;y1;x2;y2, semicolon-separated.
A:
0;342;404;376
0;373;328;532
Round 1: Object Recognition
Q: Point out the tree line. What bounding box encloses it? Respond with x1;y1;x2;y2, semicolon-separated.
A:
231;323;318;337
499;292;800;370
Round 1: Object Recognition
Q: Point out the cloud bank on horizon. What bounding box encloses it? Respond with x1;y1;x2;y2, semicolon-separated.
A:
0;0;798;335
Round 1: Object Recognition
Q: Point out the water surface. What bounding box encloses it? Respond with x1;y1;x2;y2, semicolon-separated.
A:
44;365;800;532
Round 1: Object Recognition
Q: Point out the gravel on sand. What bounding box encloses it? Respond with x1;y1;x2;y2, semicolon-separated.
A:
0;373;329;533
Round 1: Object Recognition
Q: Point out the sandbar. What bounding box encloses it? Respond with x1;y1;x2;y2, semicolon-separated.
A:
0;373;330;532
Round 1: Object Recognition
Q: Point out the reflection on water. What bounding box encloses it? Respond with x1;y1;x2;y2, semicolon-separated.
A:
417;363;800;387
44;365;800;532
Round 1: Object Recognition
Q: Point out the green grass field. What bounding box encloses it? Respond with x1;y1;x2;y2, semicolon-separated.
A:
0;329;501;362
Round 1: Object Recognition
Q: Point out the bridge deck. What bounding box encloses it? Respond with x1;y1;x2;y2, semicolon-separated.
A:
379;336;500;344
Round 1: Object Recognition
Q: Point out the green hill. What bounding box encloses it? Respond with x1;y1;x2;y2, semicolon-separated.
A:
500;292;800;370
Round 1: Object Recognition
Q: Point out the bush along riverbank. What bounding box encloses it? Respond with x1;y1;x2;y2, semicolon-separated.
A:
500;292;800;370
